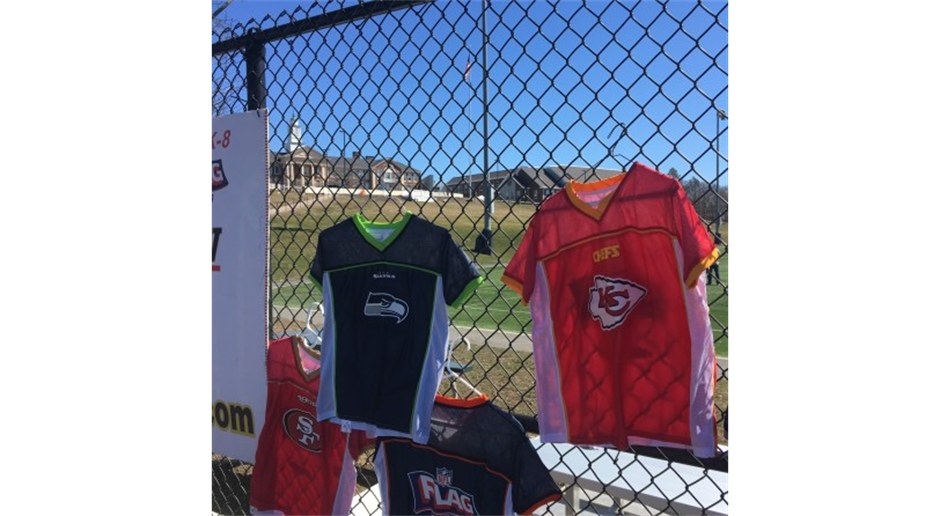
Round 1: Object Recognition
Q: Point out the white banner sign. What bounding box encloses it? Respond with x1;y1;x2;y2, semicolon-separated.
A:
212;109;269;462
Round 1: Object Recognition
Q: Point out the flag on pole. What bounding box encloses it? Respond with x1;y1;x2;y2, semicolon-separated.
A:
464;56;472;82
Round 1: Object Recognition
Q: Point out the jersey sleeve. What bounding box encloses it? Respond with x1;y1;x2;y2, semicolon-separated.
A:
309;235;324;288
511;437;562;515
500;218;538;305
674;182;719;289
443;235;483;307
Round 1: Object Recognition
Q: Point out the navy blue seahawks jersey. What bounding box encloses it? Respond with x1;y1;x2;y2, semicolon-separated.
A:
374;395;562;516
310;213;483;443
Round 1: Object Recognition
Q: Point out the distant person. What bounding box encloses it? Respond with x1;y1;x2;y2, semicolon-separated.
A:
707;235;721;286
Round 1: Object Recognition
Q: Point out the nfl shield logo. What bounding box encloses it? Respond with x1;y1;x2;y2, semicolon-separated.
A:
436;467;453;487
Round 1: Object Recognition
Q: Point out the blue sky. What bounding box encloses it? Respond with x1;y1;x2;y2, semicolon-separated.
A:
213;0;728;186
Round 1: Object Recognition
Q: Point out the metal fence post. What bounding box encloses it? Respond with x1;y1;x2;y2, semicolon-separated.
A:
245;30;266;111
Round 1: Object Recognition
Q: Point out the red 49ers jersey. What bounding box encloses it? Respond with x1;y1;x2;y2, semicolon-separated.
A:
250;336;372;515
502;162;719;457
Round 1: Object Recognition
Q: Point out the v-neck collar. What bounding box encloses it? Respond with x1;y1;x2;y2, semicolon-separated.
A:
435;394;489;408
563;163;637;221
353;212;413;252
291;336;322;383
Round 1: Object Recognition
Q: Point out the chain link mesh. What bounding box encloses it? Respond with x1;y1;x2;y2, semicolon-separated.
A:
213;1;728;514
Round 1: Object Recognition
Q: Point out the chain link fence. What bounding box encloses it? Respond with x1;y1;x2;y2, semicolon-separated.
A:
213;1;728;514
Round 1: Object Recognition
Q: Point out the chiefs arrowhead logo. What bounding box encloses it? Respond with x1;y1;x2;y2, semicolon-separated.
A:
363;292;409;323
588;275;647;330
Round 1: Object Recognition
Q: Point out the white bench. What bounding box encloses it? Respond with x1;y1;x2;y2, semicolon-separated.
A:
530;437;728;516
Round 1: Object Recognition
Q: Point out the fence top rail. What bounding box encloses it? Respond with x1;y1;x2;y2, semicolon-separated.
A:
212;0;433;55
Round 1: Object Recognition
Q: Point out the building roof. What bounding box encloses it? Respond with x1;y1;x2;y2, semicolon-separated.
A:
273;145;325;162
323;154;378;172
377;158;422;176
445;165;625;189
272;148;425;177
445;170;514;187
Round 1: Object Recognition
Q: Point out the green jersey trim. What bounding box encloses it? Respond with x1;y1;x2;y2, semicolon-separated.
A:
451;275;484;307
353;212;413;251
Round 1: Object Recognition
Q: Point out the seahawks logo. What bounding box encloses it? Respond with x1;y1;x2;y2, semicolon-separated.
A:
364;292;409;323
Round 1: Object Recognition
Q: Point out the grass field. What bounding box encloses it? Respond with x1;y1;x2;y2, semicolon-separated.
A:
270;192;729;357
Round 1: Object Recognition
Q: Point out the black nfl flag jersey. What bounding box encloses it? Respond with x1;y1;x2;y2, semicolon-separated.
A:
374;395;562;516
310;213;483;443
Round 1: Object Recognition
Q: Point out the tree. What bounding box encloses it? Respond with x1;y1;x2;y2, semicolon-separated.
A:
677;174;728;226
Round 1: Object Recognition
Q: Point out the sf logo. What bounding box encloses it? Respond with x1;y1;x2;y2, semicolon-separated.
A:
282;409;323;453
588;275;647;330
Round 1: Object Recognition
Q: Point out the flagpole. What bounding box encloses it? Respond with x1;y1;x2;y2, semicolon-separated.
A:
464;52;473;200
474;0;493;254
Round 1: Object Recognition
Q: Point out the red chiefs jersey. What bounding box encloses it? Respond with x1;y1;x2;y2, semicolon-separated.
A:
502;162;719;457
250;336;372;515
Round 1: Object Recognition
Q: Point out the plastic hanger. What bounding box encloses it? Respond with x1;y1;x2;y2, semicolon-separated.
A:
605;121;639;174
443;337;482;398
303;300;324;350
546;122;637;188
